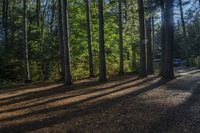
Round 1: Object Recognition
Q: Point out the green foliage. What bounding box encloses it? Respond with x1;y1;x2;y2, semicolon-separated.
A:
0;0;140;86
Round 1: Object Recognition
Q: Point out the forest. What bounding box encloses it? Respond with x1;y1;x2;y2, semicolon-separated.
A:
0;0;200;132
0;0;199;86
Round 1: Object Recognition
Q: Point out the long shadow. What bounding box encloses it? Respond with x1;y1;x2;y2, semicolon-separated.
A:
0;82;61;92
0;74;138;102
0;75;144;108
0;80;167;133
149;74;200;133
0;79;168;133
0;76;158;119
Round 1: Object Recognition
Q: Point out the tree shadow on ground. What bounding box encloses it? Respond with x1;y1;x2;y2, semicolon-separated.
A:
0;77;168;133
0;68;199;133
149;72;200;133
0;76;158;114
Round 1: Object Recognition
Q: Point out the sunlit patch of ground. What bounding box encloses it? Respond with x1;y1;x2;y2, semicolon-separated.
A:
0;68;200;133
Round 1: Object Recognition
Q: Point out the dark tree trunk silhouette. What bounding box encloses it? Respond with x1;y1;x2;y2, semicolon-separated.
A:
178;0;188;60
137;0;147;77
118;0;124;75
146;18;153;74
199;0;200;7
36;0;40;26
152;16;155;61
162;0;175;79
23;0;31;82
85;0;95;78
160;0;165;76
62;0;72;85
124;0;128;21
58;0;64;81
2;0;8;48
98;0;106;82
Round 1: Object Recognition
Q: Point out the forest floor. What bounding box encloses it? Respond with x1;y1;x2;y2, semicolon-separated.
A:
0;67;200;133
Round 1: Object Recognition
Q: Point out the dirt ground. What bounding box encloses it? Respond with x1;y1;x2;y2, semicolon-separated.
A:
0;68;200;133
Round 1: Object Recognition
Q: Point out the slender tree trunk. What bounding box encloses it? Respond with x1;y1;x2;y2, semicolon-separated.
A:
62;0;72;85
132;43;137;71
124;0;128;21
85;0;95;78
178;0;188;61
98;0;106;82
36;0;40;26
162;0;175;79
160;0;165;76
57;0;65;80
2;0;5;26
137;0;147;77
2;0;8;48
152;16;155;61
118;0;124;75
146;18;153;74
23;0;31;82
199;0;200;8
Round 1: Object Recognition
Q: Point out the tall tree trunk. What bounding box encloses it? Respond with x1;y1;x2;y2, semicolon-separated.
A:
146;18;153;74
199;0;200;8
57;0;64;81
118;0;124;75
2;0;8;48
137;0;147;77
132;43;137;71
85;0;95;78
160;0;165;76
162;0;175;79
178;0;188;61
152;16;155;61
23;0;31;82
124;0;128;21
98;0;106;82
62;0;72;85
36;0;40;26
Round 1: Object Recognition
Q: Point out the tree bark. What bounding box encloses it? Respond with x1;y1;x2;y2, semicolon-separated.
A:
36;0;40;26
23;0;31;82
137;0;147;77
162;0;175;79
146;18;153;74
85;0;95;78
98;0;106;82
62;0;72;85
152;16;155;61
57;0;65;81
178;0;188;60
118;0;124;75
160;0;165;76
2;0;8;48
124;0;128;22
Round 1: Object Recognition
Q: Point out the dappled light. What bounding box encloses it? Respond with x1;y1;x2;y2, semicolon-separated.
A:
0;0;200;132
0;68;200;132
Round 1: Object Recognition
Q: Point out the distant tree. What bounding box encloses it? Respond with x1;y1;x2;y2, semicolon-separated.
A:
160;0;165;76
85;0;95;78
58;0;65;81
2;0;8;48
98;0;106;81
178;0;188;60
146;1;153;74
62;0;72;85
23;0;31;82
36;0;40;26
137;0;147;77
118;0;124;75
